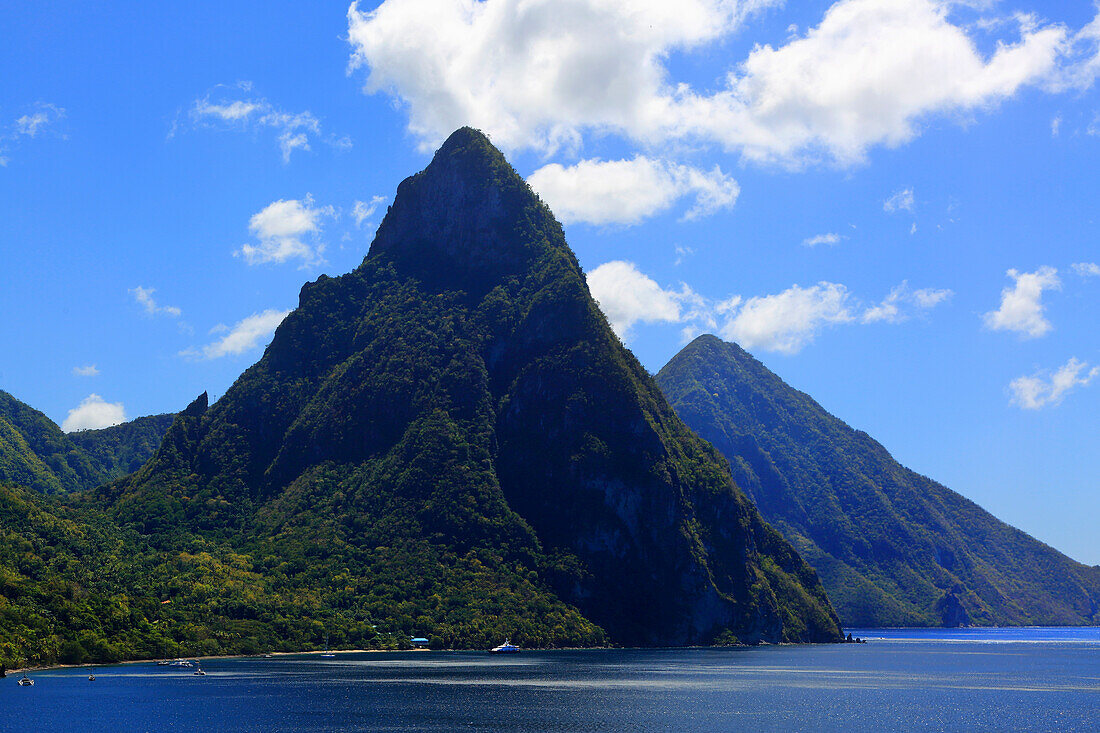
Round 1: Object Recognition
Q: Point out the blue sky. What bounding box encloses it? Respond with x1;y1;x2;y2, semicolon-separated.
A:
2;0;1098;563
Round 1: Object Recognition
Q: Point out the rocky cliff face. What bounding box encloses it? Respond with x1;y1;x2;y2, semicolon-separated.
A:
101;128;842;646
657;334;1100;627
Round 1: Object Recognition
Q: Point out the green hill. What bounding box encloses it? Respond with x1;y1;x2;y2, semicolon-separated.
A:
0;389;172;494
93;128;841;650
69;413;176;481
656;335;1100;627
0;479;419;668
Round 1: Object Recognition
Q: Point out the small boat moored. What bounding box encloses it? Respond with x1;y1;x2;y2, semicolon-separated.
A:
18;674;34;686
88;674;96;681
489;639;520;654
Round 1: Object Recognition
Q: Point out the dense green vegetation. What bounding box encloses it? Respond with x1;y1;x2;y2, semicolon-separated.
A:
0;390;101;494
657;335;1100;627
0;389;172;495
33;127;839;665
70;414;176;481
1;130;842;668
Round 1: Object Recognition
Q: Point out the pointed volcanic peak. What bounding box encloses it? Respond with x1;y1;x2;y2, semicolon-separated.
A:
101;129;841;648
657;335;1100;627
368;126;577;301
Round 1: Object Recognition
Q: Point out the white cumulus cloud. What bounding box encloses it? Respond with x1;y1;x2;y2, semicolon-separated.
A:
587;261;685;337
130;286;182;317
527;157;739;226
347;0;769;154
348;0;1070;167
72;365;100;377
720;282;854;353
982;266;1061;338
61;394;126;432
587;261;952;352
181;309;291;360
239;195;333;266
1009;358;1100;410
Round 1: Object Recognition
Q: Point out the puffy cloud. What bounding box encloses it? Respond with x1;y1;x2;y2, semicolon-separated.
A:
527;157;738;226
982;266;1061;338
348;0;1069;166
587;261;952;352
1072;261;1100;277
1009;358;1100;410
72;365;100;377
802;233;841;247
239;195;333;266
130;286;182;317
352;195;388;227
61;394;126;432
862;281;953;323
347;0;770;154
187;84;350;162
720;282;854;353
686;1;1067;166
884;188;915;214
587;261;685;337
181;309;291;360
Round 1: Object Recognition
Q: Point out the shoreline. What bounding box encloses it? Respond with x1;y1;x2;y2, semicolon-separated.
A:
6;648;401;676
10;625;1098;676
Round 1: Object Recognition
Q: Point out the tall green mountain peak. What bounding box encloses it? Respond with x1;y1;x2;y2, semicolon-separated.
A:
98;129;841;648
657;335;1100;627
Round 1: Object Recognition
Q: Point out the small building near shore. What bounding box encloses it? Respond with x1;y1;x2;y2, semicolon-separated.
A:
410;637;430;649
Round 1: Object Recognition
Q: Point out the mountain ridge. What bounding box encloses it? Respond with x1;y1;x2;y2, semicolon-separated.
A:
656;334;1100;627
94;127;842;648
0;388;174;494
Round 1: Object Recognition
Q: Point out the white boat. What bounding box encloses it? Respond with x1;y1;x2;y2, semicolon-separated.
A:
17;674;34;686
193;667;206;676
489;639;519;654
321;634;335;658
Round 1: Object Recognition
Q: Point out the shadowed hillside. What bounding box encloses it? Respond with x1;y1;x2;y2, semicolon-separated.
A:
657;335;1100;627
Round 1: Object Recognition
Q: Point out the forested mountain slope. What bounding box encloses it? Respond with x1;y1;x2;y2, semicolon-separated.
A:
0;389;171;494
96;128;841;649
657;335;1100;627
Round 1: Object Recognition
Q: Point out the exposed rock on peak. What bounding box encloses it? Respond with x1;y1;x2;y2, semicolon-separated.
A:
367;126;574;301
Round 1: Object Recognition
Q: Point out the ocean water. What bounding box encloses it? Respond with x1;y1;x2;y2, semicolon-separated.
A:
3;627;1097;732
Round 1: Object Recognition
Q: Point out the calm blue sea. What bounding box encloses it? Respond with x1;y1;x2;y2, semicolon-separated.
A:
3;627;1097;732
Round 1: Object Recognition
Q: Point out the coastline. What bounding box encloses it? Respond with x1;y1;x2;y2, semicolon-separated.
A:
6;647;406;676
